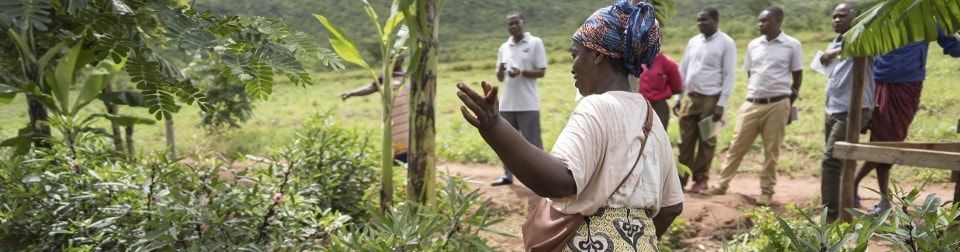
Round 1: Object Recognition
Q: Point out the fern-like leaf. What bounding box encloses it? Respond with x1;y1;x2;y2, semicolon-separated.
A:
243;58;273;100
0;0;53;31
128;56;182;120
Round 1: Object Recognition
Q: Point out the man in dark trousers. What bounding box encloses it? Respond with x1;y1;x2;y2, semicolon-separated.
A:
491;11;548;186
816;3;875;221
675;7;737;193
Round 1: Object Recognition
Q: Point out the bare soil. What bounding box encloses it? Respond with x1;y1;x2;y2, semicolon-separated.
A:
438;162;958;251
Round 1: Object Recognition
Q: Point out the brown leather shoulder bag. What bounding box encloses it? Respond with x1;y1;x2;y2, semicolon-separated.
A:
522;101;654;252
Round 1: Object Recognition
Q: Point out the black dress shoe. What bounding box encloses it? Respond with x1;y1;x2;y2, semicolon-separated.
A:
490;178;513;186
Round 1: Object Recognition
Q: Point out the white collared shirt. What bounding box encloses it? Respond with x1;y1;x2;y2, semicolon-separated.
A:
744;32;803;99
679;30;737;107
496;32;548;111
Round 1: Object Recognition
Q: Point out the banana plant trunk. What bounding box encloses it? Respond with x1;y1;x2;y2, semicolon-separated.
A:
406;0;439;204
380;59;396;212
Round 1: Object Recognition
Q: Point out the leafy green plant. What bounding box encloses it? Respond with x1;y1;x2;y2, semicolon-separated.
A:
723;184;960;252
660;217;696;252
316;0;410;210
1;0;339;156
722;205;885;252
328;175;507;251
844;0;960;57
0;115;378;250
872;186;960;251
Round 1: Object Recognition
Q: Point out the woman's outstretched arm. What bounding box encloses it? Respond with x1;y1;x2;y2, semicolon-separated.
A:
457;81;576;198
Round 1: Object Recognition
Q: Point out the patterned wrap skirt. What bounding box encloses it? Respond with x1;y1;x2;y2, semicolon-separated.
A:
563;208;658;251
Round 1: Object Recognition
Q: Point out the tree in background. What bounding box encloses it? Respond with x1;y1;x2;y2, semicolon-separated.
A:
0;0;337;157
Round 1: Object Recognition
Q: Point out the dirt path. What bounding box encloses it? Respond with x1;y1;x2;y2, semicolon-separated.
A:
438;162;957;251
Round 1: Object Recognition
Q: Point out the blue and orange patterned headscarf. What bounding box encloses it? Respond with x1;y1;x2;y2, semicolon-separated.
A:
572;0;661;77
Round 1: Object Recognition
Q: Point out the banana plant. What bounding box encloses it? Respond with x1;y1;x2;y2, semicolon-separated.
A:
401;0;439;205
843;0;960;56
316;0;409;211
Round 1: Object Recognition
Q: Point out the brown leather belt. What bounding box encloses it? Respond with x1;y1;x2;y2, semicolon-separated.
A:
746;95;789;104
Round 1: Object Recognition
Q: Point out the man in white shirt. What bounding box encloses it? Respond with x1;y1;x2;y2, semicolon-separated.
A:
703;6;803;206
492;11;548;186
675;7;737;193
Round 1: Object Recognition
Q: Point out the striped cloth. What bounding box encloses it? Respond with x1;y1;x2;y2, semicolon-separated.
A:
390;73;410;155
869;81;923;141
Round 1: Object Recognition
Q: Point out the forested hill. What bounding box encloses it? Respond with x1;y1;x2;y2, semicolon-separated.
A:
195;0;836;63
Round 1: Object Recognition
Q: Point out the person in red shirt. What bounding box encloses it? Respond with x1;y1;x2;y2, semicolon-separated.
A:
638;52;683;128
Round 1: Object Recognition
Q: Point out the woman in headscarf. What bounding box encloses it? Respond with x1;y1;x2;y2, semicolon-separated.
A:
457;1;683;251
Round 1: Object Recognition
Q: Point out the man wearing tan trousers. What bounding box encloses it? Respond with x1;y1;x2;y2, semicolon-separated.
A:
702;6;803;206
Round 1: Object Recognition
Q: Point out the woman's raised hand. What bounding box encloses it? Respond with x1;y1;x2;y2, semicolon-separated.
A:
457;81;499;131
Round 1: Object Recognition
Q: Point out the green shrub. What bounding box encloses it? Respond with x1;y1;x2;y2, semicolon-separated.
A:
723;185;960;252
0;115;506;250
329;175;508;251
661;217;696;251
0;116;373;250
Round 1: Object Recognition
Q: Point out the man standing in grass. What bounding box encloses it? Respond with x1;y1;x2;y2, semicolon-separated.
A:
703;7;803;207
817;3;875;221
492;11;548;186
674;7;736;193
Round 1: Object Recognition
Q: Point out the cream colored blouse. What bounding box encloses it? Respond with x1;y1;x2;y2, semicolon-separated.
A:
548;91;684;217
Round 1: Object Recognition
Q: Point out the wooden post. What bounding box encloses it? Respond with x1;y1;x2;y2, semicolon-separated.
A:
104;85;124;153
407;0;439;204
953;171;959;204
839;56;867;222
125;126;135;158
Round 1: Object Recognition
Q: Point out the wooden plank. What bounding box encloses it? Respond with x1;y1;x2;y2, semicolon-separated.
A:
864;142;960;153
834;142;960;171
839;57;868;222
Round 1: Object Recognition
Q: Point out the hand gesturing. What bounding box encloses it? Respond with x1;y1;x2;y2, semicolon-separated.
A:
457;81;500;131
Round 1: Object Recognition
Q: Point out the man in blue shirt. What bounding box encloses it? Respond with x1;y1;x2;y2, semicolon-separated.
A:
817;3;875;221
853;28;960;214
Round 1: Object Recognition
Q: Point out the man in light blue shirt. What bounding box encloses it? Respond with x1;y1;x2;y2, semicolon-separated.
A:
815;3;875;221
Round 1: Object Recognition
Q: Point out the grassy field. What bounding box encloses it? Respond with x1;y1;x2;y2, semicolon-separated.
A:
2;29;958;182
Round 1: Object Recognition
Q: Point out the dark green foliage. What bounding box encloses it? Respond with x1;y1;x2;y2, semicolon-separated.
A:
199;81;252;129
285;116;378;217
329;176;508;251
1;0;340;122
0;0;53;31
0;115;504;250
0;116;371;249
